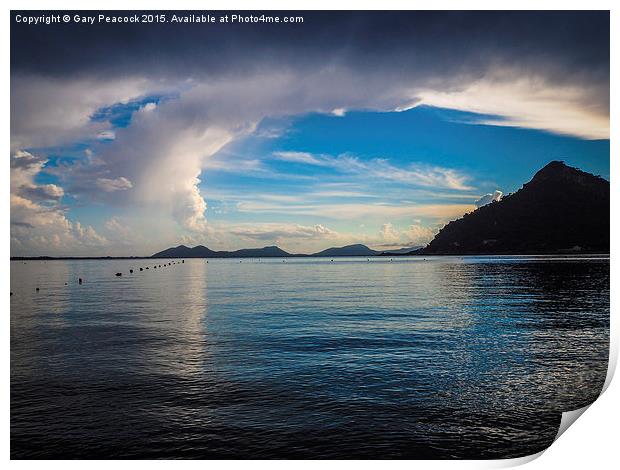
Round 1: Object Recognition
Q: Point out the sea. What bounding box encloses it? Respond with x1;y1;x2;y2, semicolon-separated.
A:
10;255;610;459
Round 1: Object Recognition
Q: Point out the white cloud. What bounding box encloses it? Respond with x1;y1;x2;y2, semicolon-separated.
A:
474;190;503;208
403;224;437;245
96;176;133;192
378;222;436;248
237;200;474;222
141;102;157;112
103;217;135;246
94;93;236;232
10;150;109;256
10;75;158;151
171;178;209;232
273;151;473;190
11;150;46;189
97;130;116;140
417;73;609;139
10;195;108;256
104;217;129;234
22;184;64;202
229;223;340;242
72;221;108;246
380;223;401;244
273;151;324;165
11;151;65;202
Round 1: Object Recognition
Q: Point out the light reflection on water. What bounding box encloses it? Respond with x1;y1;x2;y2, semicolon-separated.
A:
10;256;609;458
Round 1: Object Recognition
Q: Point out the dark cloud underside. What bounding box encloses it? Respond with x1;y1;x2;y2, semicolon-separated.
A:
11;11;609;83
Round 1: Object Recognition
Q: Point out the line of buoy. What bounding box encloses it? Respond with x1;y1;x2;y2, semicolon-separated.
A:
22;260;190;295
23;260;187;293
113;260;185;277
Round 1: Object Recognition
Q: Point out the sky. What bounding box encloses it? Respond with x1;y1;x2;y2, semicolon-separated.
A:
10;11;610;256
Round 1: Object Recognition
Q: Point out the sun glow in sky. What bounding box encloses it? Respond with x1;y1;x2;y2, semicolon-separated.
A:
10;11;609;256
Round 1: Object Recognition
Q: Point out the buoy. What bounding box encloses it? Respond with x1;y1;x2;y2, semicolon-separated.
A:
64;282;67;286
35;287;39;292
115;272;122;277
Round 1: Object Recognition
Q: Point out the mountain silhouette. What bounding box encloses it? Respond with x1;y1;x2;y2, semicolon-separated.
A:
151;243;386;258
229;246;290;258
151;245;218;258
152;244;291;258
422;161;609;255
312;244;379;257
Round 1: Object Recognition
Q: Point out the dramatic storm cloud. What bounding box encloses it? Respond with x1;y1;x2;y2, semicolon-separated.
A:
10;11;609;255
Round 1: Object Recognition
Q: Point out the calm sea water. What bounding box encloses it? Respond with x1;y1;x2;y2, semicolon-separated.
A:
11;256;609;459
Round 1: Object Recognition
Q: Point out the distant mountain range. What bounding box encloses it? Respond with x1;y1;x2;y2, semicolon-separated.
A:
151;244;290;258
311;244;379;257
421;161;609;255
151;243;386;258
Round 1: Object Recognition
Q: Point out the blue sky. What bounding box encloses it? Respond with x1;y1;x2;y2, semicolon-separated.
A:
10;11;609;256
